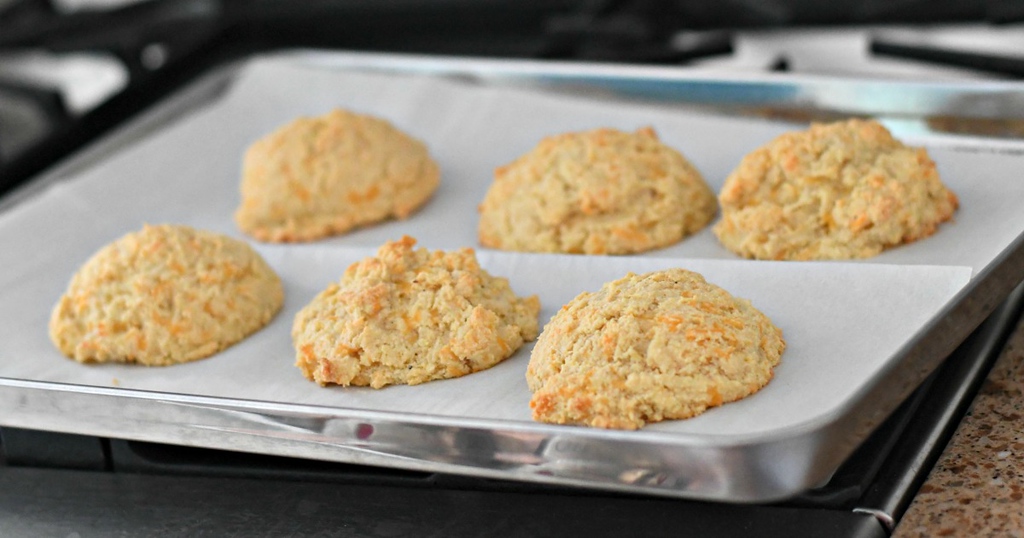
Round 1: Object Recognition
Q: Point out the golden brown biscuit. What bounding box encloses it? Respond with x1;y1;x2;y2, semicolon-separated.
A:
49;224;284;365
293;236;540;388
235;109;440;242
714;119;959;260
527;268;784;430
478;127;716;255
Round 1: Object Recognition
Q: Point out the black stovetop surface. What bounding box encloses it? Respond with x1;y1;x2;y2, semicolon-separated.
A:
4;0;1024;177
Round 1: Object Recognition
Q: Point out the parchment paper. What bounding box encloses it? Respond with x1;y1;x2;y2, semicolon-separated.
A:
0;54;1004;438
0;245;969;436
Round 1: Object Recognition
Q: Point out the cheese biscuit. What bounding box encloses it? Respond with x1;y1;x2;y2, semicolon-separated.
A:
479;127;716;255
293;236;540;388
50;224;284;365
527;268;784;430
236;109;440;242
714;119;958;260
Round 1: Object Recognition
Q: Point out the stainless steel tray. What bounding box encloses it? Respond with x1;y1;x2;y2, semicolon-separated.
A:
2;51;1023;503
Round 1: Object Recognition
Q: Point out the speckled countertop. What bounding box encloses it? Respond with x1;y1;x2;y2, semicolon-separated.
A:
894;316;1024;537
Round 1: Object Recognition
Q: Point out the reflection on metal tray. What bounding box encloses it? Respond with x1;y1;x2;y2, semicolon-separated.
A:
1;51;1023;503
297;51;1024;138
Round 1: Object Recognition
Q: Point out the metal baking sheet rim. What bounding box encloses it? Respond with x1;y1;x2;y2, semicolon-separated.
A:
290;49;1024;120
2;50;1024;503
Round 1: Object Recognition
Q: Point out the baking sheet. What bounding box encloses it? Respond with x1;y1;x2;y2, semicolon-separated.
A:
0;54;1007;432
0;54;1018;462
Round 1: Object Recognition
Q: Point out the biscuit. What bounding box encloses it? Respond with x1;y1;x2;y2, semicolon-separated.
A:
235;109;440;242
49;224;284;365
714;119;959;260
293;236;540;388
526;268;784;430
478;127;716;255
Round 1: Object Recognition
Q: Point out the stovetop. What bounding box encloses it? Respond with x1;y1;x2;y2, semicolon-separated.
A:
3;2;1024;536
4;0;1024;172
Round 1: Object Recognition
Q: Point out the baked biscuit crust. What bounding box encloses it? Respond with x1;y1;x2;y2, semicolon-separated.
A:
527;269;784;430
235;109;440;242
714;119;959;260
478;127;716;255
49;224;284;366
292;236;540;388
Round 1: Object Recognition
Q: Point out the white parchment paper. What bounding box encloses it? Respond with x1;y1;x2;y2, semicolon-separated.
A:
0;54;1006;438
0;246;969;436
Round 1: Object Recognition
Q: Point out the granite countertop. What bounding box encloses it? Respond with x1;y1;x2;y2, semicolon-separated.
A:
895;316;1024;537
